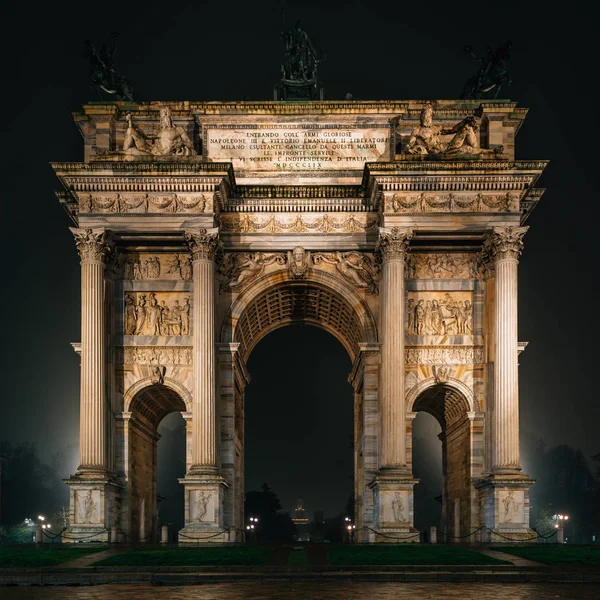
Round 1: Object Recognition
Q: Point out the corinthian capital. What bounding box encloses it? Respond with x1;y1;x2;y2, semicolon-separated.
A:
70;228;110;264
377;227;414;261
487;226;529;262
185;228;220;262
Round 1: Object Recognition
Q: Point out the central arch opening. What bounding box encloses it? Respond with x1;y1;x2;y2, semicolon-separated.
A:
245;325;353;539
228;279;374;541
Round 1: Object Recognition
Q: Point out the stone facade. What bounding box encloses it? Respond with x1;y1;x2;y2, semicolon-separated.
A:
55;100;545;543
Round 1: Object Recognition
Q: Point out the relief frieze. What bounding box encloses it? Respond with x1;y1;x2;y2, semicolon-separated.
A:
387;191;519;214
219;213;378;234
408;292;473;336
116;346;193;365
405;346;483;365
125;292;190;336
121;254;192;280
78;192;209;214
406;253;480;279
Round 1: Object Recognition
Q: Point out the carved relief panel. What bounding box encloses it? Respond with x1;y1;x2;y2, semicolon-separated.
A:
406;253;480;280
407;291;473;337
121;253;192;280
190;490;215;523
75;489;101;524
382;490;410;524
124;292;191;336
497;490;525;525
78;192;209;214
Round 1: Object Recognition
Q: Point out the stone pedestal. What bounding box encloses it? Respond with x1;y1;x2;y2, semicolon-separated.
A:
63;474;122;543
178;475;230;543
476;474;535;542
369;473;419;542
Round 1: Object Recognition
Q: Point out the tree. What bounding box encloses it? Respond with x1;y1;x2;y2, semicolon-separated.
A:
244;483;293;542
0;441;68;527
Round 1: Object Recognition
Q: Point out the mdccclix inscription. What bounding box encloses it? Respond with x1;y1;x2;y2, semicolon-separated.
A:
206;126;390;170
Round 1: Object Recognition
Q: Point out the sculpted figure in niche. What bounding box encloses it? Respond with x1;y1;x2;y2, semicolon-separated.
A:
180;297;190;335
414;300;425;335
405;104;446;155
501;490;522;523
195;491;211;522
407;298;415;333
180;256;192;280
134;295;147;335
288;246;310;279
443;107;484;155
147;293;162;336
464;300;473;334
159;302;170;336
78;490;97;524
123;107;196;156
391;492;405;522
125;294;137;335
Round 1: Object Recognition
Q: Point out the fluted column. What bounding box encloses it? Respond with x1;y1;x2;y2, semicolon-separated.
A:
71;228;110;472
377;227;413;470
489;226;528;473
186;229;220;473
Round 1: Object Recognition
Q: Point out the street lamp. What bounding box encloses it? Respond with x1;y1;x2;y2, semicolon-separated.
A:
553;513;570;543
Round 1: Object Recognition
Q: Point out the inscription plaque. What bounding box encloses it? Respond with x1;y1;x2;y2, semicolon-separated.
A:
204;124;391;170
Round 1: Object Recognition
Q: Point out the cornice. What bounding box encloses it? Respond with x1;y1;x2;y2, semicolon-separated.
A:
51;161;235;180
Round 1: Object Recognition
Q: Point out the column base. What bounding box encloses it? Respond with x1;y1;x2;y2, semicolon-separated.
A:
368;471;420;543
178;473;230;544
476;472;536;543
63;472;122;544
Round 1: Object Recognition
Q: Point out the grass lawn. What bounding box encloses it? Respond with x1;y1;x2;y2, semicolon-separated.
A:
0;545;108;567
495;545;600;566
326;545;509;565
287;548;308;566
94;546;271;567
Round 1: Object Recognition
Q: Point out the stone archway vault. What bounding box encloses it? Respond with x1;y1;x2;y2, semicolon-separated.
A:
406;378;484;542
217;271;379;540
118;381;189;543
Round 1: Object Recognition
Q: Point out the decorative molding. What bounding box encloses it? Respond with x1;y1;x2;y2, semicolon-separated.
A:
405;346;484;365
70;228;110;264
116;346;193;366
486;226;529;261
78;192;208;214
377;227;413;261
387;191;520;214
185;229;220;262
219;213;378;234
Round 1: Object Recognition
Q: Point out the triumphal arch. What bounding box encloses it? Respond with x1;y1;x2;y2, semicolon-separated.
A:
53;98;546;543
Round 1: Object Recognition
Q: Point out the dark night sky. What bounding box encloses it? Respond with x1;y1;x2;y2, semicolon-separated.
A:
1;1;598;519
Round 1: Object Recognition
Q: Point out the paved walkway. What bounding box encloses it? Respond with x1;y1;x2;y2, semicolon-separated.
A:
56;547;128;568
478;549;545;567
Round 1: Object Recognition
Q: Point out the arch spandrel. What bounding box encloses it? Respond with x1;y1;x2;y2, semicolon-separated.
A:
220;269;378;362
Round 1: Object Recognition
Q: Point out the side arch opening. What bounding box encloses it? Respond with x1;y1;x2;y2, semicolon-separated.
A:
410;381;476;541
124;383;187;542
